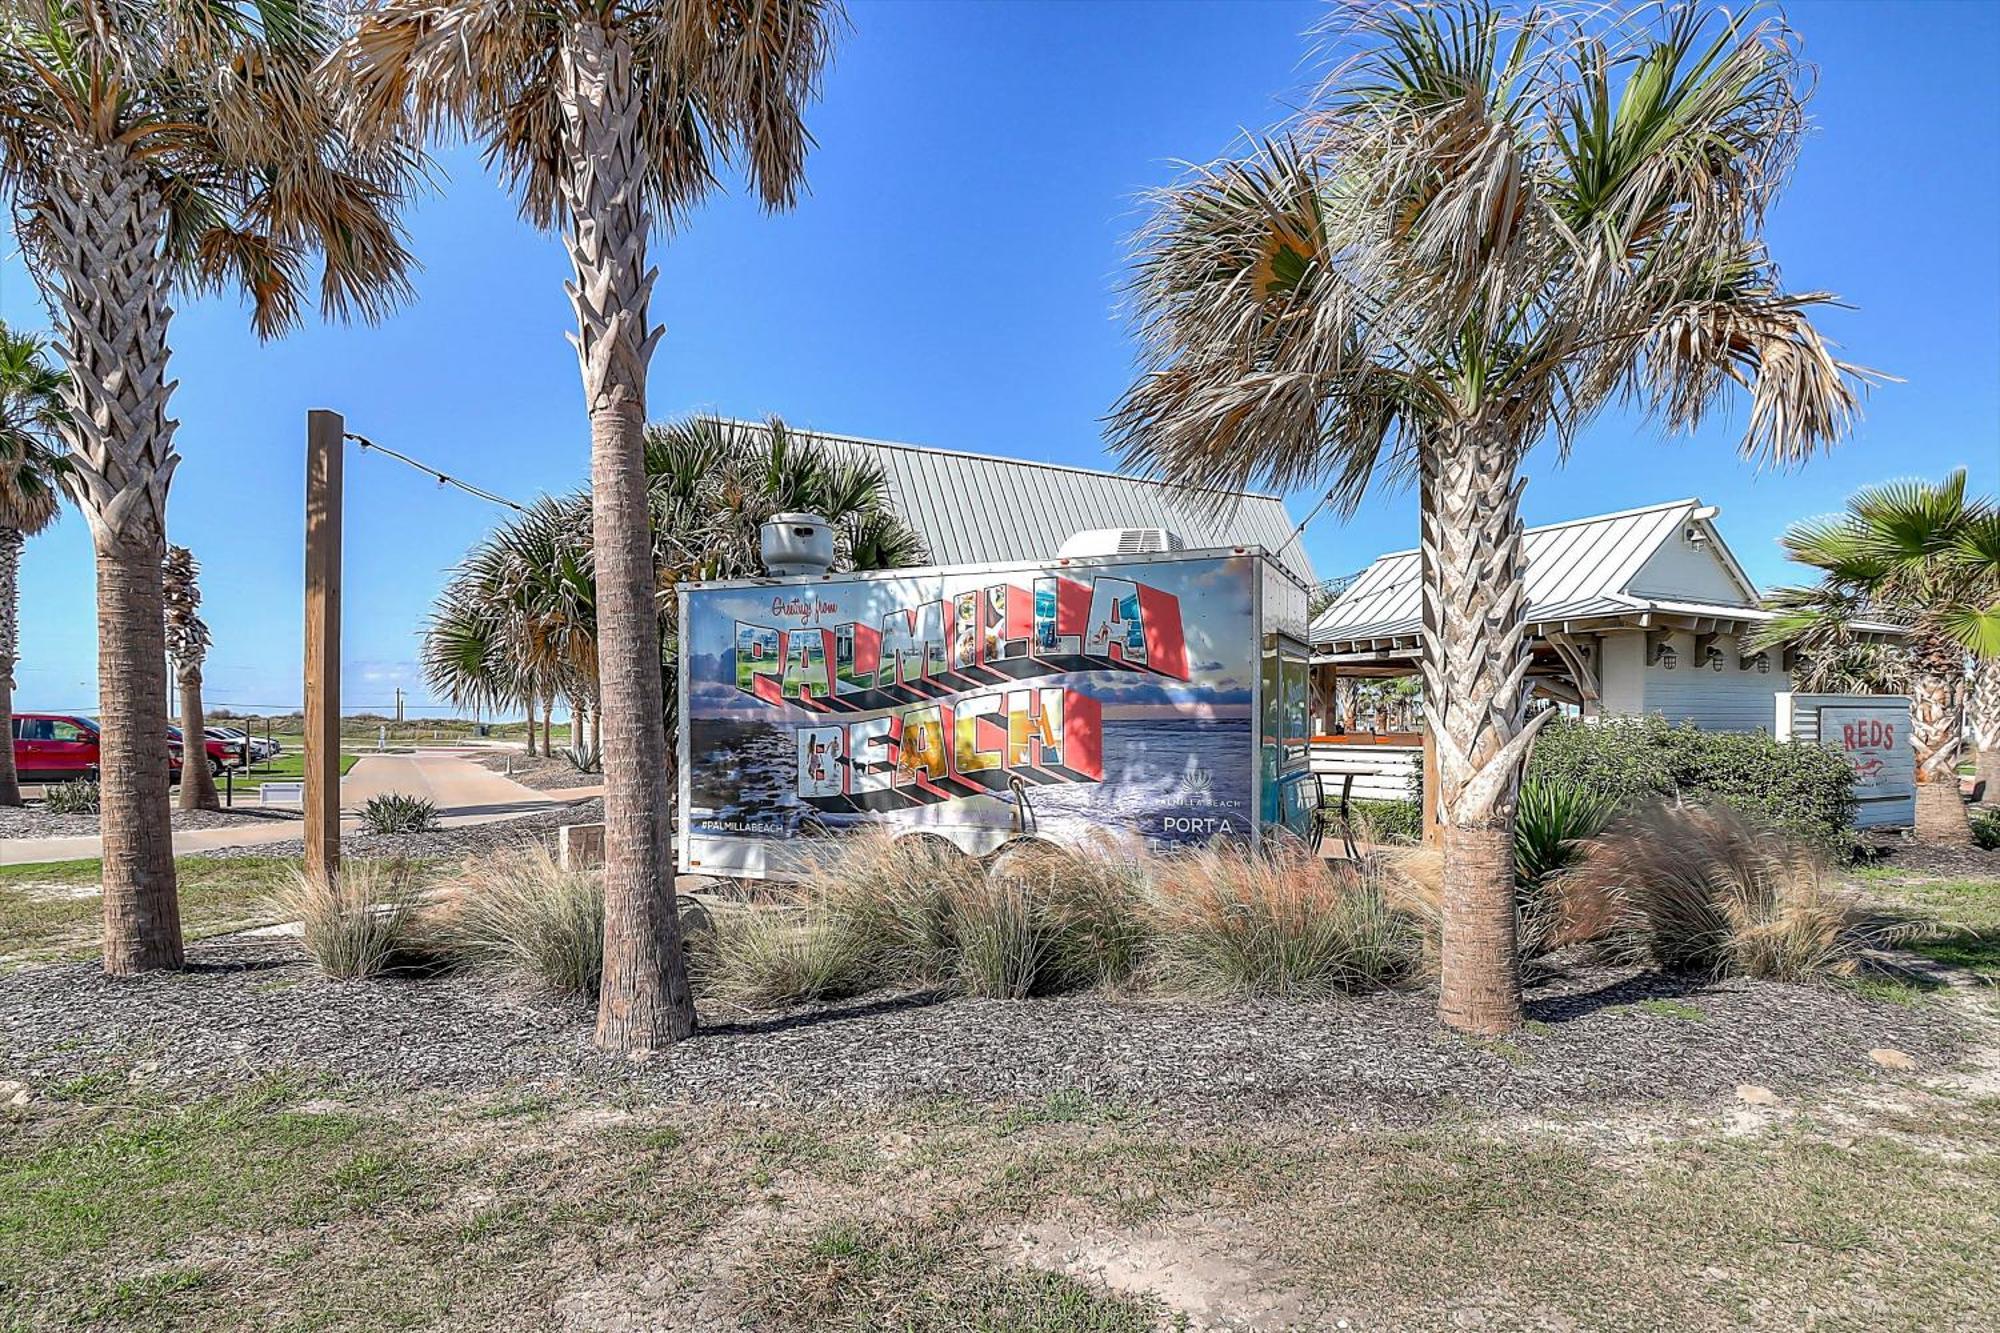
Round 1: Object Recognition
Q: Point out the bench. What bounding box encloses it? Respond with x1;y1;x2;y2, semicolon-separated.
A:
260;782;304;805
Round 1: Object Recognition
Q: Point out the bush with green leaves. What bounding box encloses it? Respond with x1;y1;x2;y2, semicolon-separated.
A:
1528;716;1856;857
358;792;439;835
1971;805;2000;851
1345;797;1422;845
43;779;100;816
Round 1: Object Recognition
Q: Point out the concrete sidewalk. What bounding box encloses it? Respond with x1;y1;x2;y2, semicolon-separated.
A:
3;752;566;866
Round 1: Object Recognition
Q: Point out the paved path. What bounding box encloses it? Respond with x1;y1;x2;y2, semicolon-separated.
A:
3;752;563;866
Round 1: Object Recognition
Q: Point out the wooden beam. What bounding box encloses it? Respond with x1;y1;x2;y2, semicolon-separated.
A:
1421;723;1440;846
304;409;343;884
1546;631;1600;702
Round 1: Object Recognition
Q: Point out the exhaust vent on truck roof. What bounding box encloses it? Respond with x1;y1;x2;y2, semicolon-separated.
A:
1056;528;1188;559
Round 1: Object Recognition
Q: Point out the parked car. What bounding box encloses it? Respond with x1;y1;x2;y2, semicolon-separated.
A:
10;713;185;784
206;725;279;763
167;725;242;775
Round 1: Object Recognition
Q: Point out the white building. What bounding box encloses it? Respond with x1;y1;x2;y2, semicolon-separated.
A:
1310;497;1815;732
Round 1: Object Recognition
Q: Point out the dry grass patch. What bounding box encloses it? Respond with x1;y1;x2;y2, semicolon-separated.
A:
429;845;603;996
273;860;426;980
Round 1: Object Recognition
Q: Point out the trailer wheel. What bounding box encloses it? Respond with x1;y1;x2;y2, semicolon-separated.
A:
892;831;969;869
985;836;1067;881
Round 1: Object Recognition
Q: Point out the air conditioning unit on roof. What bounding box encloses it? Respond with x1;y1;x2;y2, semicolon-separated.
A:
1057;527;1188;559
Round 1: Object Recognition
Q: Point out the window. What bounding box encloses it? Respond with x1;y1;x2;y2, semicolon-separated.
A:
49;720;88;743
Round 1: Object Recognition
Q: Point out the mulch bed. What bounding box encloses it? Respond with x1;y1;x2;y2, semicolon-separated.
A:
0;803;302;842
475;750;600;792
0;936;1962;1126
1855;837;2000;879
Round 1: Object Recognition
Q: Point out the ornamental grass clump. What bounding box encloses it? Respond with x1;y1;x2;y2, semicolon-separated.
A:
806;832;982;989
701;906;873;1009
434;846;603;997
1574;802;1897;981
1142;844;1420;999
275;859;426;981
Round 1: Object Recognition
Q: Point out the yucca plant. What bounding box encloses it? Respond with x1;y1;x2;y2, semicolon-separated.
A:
1110;0;1874;1033
43;778;99;816
358;793;439;835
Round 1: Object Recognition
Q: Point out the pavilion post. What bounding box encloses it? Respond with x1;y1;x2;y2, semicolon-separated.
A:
1421;721;1440;846
304;409;344;883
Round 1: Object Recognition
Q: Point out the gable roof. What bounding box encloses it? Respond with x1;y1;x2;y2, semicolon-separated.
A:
762;422;1316;583
1311;498;1759;647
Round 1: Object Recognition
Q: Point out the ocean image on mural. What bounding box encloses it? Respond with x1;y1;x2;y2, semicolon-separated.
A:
686;713;1251;846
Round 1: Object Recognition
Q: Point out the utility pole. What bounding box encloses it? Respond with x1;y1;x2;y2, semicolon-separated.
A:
394;685;405;725
304;409;343;883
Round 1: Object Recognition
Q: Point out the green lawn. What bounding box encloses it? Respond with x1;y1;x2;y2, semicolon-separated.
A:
2;1069;1996;1332
235;737;360;783
0;858;296;971
1854;869;2000;984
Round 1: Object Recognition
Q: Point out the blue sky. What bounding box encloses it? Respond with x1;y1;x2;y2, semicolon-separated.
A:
4;0;1995;716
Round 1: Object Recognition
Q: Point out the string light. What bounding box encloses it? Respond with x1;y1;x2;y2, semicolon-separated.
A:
343;432;529;513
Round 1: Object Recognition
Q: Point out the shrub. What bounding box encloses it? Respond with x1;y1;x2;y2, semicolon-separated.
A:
434;846;603;996
1528;716;1856;858
358;792;439;835
1571;802;1895;981
702;906;871;1008
43;779;100;815
1141;844;1420;999
273;859;425;980
559;741;602;774
1972;806;2000;851
1346;797;1421;846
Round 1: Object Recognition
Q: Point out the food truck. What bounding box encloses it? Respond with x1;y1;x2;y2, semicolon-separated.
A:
677;530;1317;879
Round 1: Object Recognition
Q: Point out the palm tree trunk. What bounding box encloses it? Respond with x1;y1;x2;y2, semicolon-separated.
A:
1969;656;2000;804
0;527;23;806
542;694;554;760
39;143;183;972
178;668;220;811
1421;430;1548;1035
1911;666;1971;845
559;20;695;1053
523;684;538;757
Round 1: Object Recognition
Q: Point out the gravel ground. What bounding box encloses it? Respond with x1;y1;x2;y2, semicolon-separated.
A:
186;797;602;862
0;802;301;841
475;750;600;791
0;936;1961;1125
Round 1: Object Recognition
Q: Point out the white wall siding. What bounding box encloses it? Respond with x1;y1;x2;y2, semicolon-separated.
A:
1625;522;1755;606
1310;743;1421;802
1638;632;1788;732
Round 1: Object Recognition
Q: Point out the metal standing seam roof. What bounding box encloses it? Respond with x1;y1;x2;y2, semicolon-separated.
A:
756;422;1318;584
1310;498;1759;645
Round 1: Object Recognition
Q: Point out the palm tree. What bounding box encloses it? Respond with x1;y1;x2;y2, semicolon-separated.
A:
161;545;220;812
1109;0;1874;1033
1757;472;2000;843
1972;658;2000;804
423;414;925;768
0;325;68;807
0;2;419;974
342;6;841;1052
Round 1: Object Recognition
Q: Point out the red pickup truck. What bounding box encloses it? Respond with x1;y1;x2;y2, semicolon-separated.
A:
8;712;228;784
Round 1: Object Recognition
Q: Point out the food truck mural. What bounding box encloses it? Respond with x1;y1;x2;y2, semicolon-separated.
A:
678;550;1314;877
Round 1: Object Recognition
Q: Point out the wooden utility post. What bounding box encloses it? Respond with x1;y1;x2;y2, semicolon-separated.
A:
1421;723;1441;846
304;409;343;883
